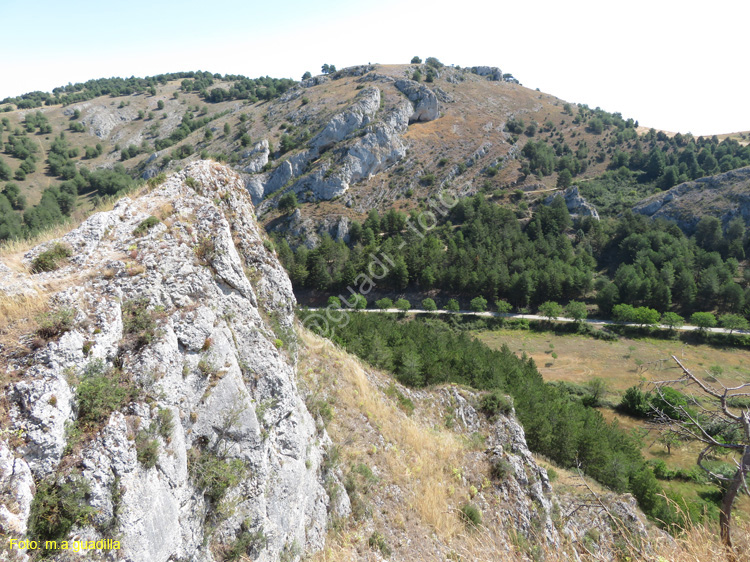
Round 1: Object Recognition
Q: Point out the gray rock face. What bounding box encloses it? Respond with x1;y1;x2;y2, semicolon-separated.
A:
488;406;560;548
0;161;344;561
545;186;600;220
632;165;750;232
394;79;439;122
311;87;380;152
250;89;411;207
472;66;503;81
240;139;270;174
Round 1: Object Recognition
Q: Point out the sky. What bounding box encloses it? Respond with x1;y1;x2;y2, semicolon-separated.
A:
2;0;748;136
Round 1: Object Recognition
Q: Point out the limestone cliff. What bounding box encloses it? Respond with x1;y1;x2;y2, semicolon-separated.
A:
0;161;346;561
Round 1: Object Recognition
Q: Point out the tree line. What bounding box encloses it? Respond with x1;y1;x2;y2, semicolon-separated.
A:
299;311;698;530
277;194;749;321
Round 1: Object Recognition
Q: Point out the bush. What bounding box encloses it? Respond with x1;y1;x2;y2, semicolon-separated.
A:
480;389;514;417
189;450;246;503
421;298;437;311
395;298;411;312
368;531;391;556
36;307;75;340
122;298;157;349
459;503;482;528
31;243;73;273
327;296;342;309
133;216;160;237
136;431;159;468
446;299;460;313
490;457;513;481
278;192;298;213
470;296;488;312
375;298;393;310
27;476;94;551
76;360;136;427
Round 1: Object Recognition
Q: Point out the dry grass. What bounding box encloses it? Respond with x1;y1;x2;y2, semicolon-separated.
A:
476;329;750;393
299;326;750;562
298;327;465;538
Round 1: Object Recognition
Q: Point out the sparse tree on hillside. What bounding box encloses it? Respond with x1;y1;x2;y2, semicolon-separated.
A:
301;71;311;80
321;64;336;75
278;192;298;214
157;100;165;110
653;356;750;551
410;56;422;64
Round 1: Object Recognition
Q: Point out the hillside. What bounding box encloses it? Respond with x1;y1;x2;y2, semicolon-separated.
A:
2;162;745;561
3;62;750;250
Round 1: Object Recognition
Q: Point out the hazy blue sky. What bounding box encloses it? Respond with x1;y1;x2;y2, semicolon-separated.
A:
2;0;748;135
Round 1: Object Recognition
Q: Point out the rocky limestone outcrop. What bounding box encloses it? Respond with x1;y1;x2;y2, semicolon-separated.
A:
394;79;439;122
545;186;600;220
0;161;346;561
240;139;270;174
472;66;504;81
249;88;412;209
632;165;750;232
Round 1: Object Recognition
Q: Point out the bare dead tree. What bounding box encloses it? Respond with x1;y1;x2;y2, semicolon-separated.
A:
650;356;750;554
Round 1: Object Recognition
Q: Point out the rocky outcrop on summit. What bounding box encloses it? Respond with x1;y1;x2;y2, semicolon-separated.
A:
394;79;439;122
632;165;750;232
0;161;344;562
545;186;600;219
472;66;503;81
250;87;411;208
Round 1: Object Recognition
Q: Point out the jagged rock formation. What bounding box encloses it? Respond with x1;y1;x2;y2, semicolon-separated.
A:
632;165;750;232
472;66;504;81
249;86;415;207
394;79;439;122
0;161;346;561
545;186;600;219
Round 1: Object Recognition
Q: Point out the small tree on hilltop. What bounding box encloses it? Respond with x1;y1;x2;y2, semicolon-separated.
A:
653;356;750;551
410;56;422;64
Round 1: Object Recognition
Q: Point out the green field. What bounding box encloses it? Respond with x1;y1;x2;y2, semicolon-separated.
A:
476;327;750;516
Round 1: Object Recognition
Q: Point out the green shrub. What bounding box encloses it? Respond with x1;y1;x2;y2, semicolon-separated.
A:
480;389;514;417
136;430;159;468
327;296;342;309
31;243;73;273
76;360;136;427
27;476;95;551
368;531;391;556
133;216;160;236
121;298;159;349
156;408;174;439
459;503;482;528
395;298;411;312
36;307;75;340
421;298;437;311
490;457;514;481
375;298;393;310
189;450;246;503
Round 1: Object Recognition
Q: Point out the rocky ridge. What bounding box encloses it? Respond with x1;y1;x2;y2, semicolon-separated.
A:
632;165;750;231
0;161;347;561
